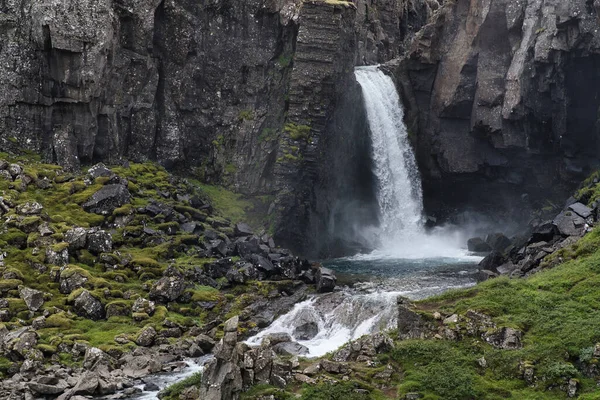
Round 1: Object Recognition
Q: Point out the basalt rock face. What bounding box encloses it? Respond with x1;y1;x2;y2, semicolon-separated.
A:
0;0;432;257
396;0;600;223
0;0;300;180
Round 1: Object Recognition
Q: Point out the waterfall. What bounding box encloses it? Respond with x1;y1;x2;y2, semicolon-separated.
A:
354;66;424;242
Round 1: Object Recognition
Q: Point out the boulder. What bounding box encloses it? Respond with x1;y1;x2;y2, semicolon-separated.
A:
87;163;113;179
64;227;88;251
15;201;43;215
46;245;69;266
569;202;593;219
236;240;260;258
292;309;320;340
485;233;512;252
59;268;89;294
478;251;506;273
135;326;157;347
131;297;155;316
234;222;254;236
315;267;336;293
484;327;523;350
149;275;186;303
18;286;44;312
72;290;105;320
86;230;113;254
82;184;131;215
251;255;276;275
553;211;586;237
467;237;492;252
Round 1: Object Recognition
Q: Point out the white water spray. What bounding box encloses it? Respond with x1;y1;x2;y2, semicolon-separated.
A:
354;66;477;259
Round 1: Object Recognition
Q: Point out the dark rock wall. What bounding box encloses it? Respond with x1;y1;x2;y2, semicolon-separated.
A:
396;0;600;223
0;0;431;256
14;0;599;254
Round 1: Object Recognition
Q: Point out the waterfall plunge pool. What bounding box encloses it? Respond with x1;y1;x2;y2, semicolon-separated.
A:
247;251;482;358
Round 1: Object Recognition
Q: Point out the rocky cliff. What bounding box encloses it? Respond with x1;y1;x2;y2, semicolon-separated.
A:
0;0;434;256
397;0;600;223
6;0;600;255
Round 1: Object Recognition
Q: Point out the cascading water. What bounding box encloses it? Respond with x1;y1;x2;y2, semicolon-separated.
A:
247;65;482;358
354;66;424;242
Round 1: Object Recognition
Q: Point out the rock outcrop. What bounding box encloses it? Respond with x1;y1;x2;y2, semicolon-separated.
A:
396;0;600;223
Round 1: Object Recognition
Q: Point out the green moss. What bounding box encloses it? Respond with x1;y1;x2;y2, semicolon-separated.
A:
191;285;221;302
131;257;161;269
258;128;277;143
284;123;311;142
0;280;23;291
193;182;251;224
159;372;203;400
45;313;75;329
238;110;254;121
51;242;69;252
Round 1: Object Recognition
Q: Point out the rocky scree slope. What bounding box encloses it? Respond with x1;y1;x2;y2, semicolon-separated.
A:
395;0;600;223
0;153;336;400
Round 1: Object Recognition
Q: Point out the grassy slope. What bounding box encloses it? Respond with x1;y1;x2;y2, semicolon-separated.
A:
242;218;600;398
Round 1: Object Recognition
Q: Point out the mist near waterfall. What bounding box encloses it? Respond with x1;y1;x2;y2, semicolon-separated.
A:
354;66;482;260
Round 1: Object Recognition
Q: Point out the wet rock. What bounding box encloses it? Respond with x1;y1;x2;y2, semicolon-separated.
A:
64;227;88;251
478;251;506;274
467;237;492;252
18;286;44;312
87;230;113;254
72;290;105;320
272;341;309;356
144;382;160;392
485;233;512;252
263;333;292;346
315;266;336;293
569;202;593;219
292;309;319;340
82;184;131;215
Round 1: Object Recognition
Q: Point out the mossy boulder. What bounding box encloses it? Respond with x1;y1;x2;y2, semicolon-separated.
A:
71;289;105;321
18;286;44;312
82;184;131;215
